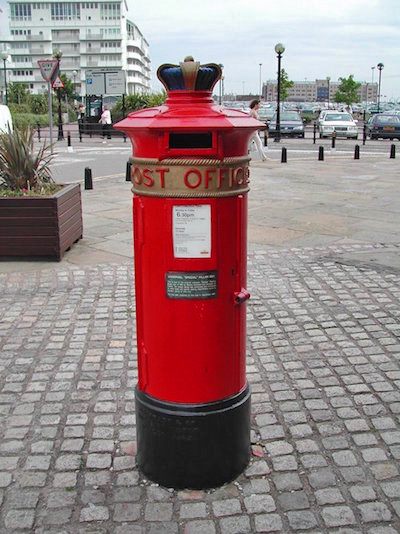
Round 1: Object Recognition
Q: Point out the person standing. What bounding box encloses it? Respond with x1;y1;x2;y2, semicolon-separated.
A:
99;106;112;141
248;99;267;161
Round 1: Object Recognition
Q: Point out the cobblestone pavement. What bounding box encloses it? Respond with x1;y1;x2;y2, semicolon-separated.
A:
1;242;400;533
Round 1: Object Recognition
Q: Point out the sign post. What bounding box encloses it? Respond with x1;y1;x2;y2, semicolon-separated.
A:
52;76;65;141
38;59;59;150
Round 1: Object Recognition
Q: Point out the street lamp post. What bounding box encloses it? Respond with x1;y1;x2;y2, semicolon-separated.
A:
371;66;375;102
274;42;285;143
326;76;331;108
259;63;262;99
377;62;384;113
72;69;77;99
53;50;64;141
218;64;223;105
1;52;9;105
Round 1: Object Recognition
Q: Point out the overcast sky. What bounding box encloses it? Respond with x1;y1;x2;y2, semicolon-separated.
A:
128;0;400;99
1;0;399;99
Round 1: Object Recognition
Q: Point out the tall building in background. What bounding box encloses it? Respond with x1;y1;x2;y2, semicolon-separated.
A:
263;79;378;103
0;0;151;97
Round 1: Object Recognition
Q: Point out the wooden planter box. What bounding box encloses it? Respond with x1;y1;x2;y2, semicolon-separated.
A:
0;183;83;261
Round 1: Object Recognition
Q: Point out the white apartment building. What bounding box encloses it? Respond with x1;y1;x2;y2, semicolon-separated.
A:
0;0;151;97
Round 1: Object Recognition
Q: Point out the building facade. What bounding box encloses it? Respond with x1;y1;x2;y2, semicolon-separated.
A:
263;79;378;103
0;0;151;97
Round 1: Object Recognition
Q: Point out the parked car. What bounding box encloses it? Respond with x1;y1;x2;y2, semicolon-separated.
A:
268;111;305;138
258;106;276;124
319;112;358;139
366;113;400;140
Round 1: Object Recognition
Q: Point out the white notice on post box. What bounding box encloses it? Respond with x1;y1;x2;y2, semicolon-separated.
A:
173;205;211;258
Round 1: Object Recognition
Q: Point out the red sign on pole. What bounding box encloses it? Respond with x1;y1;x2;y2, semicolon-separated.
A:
52;76;64;89
37;59;59;82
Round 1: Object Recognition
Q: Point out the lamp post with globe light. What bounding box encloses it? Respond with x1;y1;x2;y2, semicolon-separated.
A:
1;52;9;105
326;76;331;107
218;64;223;105
72;69;78;98
274;43;285;143
377;63;384;113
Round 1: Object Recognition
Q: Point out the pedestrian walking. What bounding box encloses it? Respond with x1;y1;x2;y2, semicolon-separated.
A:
99;106;112;141
248;99;268;161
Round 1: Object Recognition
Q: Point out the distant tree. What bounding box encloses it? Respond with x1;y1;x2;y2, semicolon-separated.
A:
280;69;294;101
334;75;361;106
112;92;166;120
8;82;29;105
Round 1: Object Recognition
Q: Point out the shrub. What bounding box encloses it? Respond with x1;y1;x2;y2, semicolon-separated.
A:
12;113;49;129
28;94;48;115
0;127;54;192
8;103;31;114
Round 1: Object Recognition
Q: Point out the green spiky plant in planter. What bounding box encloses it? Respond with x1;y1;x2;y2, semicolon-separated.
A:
0;127;83;260
0;126;59;196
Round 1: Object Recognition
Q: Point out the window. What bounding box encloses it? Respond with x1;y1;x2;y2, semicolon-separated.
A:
10;3;32;20
100;2;120;20
51;2;80;20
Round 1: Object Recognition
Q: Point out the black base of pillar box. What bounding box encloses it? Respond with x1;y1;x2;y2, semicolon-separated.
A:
135;385;251;489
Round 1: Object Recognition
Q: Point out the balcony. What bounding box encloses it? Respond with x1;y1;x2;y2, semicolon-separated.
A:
30;48;50;55
82;60;99;67
9;74;35;83
81;46;101;53
10;34;49;41
101;47;122;54
126;38;145;51
98;60;122;68
81;33;103;40
126;50;143;62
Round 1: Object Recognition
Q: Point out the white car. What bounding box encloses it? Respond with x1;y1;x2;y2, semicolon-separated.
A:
319;112;358;139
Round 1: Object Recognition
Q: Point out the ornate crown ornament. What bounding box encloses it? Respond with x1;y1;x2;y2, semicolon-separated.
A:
157;56;222;92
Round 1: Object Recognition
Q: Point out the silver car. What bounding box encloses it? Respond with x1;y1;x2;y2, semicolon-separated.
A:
319;112;358;139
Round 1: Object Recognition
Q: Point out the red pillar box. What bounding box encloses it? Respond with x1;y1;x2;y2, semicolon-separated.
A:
115;57;263;489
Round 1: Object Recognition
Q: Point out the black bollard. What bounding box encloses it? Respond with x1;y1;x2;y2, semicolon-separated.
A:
67;132;71;147
264;129;268;147
331;131;336;149
84;167;93;190
124;133;127;143
313;122;316;144
354;145;360;160
126;161;132;182
79;129;82;143
363;123;367;146
390;144;396;159
318;146;324;161
281;147;287;163
37;124;41;143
